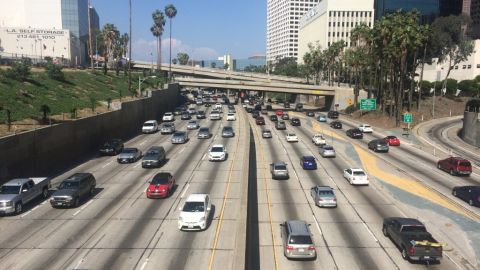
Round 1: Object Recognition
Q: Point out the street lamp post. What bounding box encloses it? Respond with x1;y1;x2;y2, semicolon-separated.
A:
138;76;157;97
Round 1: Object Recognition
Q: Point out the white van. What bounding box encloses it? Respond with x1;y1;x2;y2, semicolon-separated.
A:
142;120;158;133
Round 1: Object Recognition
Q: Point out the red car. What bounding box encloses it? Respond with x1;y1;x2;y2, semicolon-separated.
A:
275;109;284;116
146;172;175;198
256;116;265;125
437;157;472;176
384;135;400;146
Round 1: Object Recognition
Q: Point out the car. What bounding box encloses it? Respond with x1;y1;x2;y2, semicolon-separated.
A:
266;104;273;111
256;116;265;125
174;107;183;115
228;108;236;114
187;120;199;130
358;124;373;133
221;126;235;137
99;139;124;156
280;220;316;260
310;186;337;207
368;139;389;152
286;133;298;142
162;112;175;122
346;128;363;139
227;113;236;121
312;134;326;146
330;120;342;129
270;162;289;179
275;109;284;116
262;129;272;138
327;111;339;119
204;103;211;107
437;157;472;176
197;127;212;139
50;173;96;208
343;168;369;185
209;144;228;161
270;115;278;122
276;120;286;130
171;131;189;144
316;115;327;122
284;101;290;108
117;148;142;163
319;145;336;158
290;118;301;126
282;113;290;120
252;110;260;118
0;177;51;215
246;107;253;113
142;120;159;133
142;146;166;168
295;103;304;112
210;111;221;120
146;172;175;198
306;111;315;117
196;111;206;119
178;193;211;231
181;112;192;120
261;109;268;115
384;135;400;146
187;108;197;115
300;156;317;170
196;99;203;105
160;123;176;134
452;186;480;206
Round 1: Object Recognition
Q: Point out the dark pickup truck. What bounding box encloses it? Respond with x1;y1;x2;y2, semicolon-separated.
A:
383;217;442;263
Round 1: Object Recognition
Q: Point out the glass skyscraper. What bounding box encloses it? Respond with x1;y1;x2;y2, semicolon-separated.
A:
374;0;440;23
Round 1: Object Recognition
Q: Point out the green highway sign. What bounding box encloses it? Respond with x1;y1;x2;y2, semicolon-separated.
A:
404;113;412;123
359;98;376;111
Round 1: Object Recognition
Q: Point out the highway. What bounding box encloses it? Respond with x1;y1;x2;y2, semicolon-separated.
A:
0;101;479;270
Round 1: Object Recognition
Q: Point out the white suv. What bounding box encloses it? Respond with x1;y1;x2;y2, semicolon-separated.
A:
226;113;236;121
142;120;158;133
209;144;227;161
162;112;174;122
358;124;373;133
178;193;211;231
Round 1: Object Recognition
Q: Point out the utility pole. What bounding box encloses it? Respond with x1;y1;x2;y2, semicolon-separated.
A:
87;0;94;71
128;0;132;95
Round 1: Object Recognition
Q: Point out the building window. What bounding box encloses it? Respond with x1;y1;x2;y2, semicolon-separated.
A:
468;65;472;69
329;22;331;27
455;66;459;69
477;64;480;68
332;32;335;37
328;32;331;37
462;65;466;69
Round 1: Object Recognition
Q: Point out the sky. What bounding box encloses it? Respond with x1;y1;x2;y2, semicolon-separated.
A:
93;0;267;62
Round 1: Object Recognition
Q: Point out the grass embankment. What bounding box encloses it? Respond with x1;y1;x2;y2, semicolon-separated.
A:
0;70;161;123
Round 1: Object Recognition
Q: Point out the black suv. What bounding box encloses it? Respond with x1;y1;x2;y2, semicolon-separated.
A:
327;111;339;119
330;121;342;129
99;139;124;156
291;118;301;126
50;173;96;208
142;146;167;168
346;128;363;139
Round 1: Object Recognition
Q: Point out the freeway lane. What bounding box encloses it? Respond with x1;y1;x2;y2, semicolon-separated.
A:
0;104;249;270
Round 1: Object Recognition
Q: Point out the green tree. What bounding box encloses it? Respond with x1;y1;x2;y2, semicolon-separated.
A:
45;61;65;81
102;23;120;68
458;80;479;96
272;57;299;77
6;59;31;81
39;104;50;124
176;52;189;65
165;4;177;78
172;58;178;65
151;9;166;70
224;63;229;70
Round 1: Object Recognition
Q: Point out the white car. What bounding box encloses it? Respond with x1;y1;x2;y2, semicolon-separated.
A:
286;133;298;142
358;124;373;133
186;120;199;130
178;193;211;231
209;144;227;161
312;134;326;145
162;112;175;122
226;113;236;121
142;120;158;133
210;111;221;120
343;168;369;185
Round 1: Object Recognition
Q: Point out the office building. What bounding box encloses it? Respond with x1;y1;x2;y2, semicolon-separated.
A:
374;0;439;23
267;0;321;63
0;0;99;65
297;0;374;64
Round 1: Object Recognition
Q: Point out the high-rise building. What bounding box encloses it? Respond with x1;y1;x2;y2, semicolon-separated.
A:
0;0;99;65
374;0;439;24
440;0;463;16
267;0;321;63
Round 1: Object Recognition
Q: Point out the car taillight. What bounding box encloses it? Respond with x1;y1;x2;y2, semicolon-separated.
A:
408;247;415;255
318;198;323;201
286;245;294;251
308;246;316;251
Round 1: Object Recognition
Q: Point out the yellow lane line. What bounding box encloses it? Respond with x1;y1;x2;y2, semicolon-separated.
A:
353;144;480;222
208;110;243;270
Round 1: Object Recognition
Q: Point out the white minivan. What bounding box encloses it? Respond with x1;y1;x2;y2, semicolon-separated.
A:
142;120;158;133
178;193;211;231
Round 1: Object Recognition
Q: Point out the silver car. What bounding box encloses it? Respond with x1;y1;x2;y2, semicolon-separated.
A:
262;129;272;138
171;131;188;144
270;162;289;180
280;220;316;260
160;123;175;134
319;144;336;158
310;186;337;207
187;120;199;130
197;127;212;139
368;139;389;152
117;148;142;163
221;126;235;137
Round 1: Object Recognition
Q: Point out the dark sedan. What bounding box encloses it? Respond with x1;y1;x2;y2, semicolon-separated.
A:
330;121;342;129
270;115;278;122
99;139;123;156
181;113;192;120
346;128;363;139
291;118;301;126
452;186;480;207
368;139;389;152
300;156;317;170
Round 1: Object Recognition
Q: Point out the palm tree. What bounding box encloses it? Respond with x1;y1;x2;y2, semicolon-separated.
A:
128;0;132;97
102;23;120;68
165;4;177;79
151;10;166;71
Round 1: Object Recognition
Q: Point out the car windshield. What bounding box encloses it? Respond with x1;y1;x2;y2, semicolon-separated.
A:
58;181;79;190
303;157;315;161
200;128;209;132
223;127;232;132
146;150;159;155
403;226;427;233
182;201;205;212
275;165;287;170
364;125;371;128
387;136;396;139
263;131;271;134
151;174;169;185
323;146;334;150
0;185;21;194
173;132;184;137
288;134;296;137
289;235;312;244
122;149;137;154
211;147;224;152
144;123;154;127
353;171;366;176
164;113;172;116
163;123;172;128
188;121;196;124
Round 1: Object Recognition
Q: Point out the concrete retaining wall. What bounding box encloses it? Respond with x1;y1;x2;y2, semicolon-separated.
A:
0;84;180;182
461;111;480;147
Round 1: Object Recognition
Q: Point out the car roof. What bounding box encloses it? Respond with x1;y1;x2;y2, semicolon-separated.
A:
4;178;33;186
286;220;310;235
350;168;364;172
212;144;224;148
387;217;424;226
123;147;138;151
186;193;209;202
148;146;163;151
144;120;157;124
315;186;333;191
65;173;92;182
